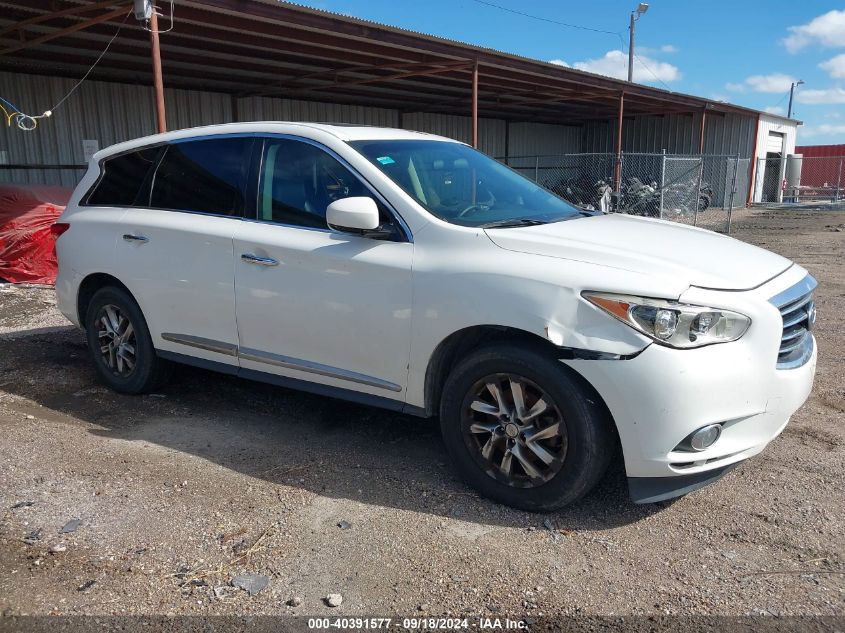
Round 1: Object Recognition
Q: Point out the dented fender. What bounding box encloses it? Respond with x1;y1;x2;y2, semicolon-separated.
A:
404;228;684;409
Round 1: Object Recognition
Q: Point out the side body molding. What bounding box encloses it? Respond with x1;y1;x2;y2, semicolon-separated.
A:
160;333;402;393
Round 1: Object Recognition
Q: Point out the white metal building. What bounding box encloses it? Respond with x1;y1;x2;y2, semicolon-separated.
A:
751;113;801;203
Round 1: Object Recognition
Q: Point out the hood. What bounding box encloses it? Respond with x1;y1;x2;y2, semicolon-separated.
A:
485;213;792;291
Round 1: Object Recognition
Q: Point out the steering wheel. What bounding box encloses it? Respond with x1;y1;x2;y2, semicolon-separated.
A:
456;189;496;218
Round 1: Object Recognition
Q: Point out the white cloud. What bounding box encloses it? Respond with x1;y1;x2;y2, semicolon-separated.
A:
796;87;845;104
783;10;845;53
570;49;681;83
745;73;797;93
709;93;730;103
799;123;845;137
819;53;845;78
639;44;678;55
548;59;570;67
764;106;786;115
727;74;796;93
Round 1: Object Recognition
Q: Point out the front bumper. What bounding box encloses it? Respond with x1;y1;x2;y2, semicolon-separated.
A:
563;266;817;498
628;461;741;504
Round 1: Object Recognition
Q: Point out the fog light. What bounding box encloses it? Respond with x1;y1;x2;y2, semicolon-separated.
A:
689;424;722;451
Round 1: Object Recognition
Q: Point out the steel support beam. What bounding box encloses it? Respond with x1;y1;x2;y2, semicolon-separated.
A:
0;5;129;56
277;61;473;97
746;112;761;206
615;92;625;194
471;59;478;148
0;0;124;38
149;7;166;133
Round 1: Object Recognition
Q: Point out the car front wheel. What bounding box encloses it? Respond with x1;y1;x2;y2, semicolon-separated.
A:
439;343;615;512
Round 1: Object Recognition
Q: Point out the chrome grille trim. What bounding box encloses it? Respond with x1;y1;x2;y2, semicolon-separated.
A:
779;294;814;318
782;309;810;329
769;275;817;370
780;328;805;343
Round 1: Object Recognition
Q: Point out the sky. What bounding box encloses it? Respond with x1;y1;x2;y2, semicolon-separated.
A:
308;0;845;144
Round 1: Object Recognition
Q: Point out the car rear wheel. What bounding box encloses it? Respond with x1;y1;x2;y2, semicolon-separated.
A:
440;343;615;512
85;286;172;394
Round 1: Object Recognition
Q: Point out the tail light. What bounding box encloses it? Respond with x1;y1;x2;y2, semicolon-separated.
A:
50;222;70;238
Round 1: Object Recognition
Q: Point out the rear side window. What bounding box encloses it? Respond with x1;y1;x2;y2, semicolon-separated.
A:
86;147;161;206
150;137;252;216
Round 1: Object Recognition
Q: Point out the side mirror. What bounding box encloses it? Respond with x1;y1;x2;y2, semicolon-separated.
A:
326;197;380;232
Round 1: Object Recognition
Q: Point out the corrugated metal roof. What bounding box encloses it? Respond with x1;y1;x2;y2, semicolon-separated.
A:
0;0;796;125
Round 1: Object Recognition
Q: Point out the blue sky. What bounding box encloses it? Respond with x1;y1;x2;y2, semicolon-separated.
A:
310;1;845;144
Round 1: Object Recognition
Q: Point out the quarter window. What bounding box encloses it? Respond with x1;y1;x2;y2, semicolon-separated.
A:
150;137;252;216
86;147;162;206
257;139;373;229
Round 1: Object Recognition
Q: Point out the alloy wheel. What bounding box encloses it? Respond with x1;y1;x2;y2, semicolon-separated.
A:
96;304;137;377
461;373;567;488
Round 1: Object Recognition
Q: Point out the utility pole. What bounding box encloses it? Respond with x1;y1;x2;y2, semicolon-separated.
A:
627;3;649;82
787;80;804;119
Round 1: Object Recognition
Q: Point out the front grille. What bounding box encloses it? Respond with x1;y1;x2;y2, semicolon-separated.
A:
769;275;817;369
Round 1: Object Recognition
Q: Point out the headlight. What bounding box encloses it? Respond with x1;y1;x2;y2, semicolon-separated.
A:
582;292;751;349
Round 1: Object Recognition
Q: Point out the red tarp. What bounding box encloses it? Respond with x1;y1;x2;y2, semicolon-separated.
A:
0;185;72;285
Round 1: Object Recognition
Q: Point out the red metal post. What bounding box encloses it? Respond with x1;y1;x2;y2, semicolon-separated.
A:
471;59;479;149
149;7;167;133
699;109;707;153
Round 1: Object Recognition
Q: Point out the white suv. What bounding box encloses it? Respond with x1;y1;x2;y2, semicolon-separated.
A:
55;123;817;510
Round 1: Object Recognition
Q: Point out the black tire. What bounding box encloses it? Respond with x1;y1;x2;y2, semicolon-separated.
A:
84;286;173;394
439;343;615;512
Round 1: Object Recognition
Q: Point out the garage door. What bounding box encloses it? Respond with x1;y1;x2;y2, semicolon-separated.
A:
766;132;785;154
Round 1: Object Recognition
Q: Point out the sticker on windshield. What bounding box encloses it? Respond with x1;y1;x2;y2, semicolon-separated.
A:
376;156;395;165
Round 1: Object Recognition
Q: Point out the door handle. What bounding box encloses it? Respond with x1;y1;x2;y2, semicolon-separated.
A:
122;234;149;243
241;253;279;266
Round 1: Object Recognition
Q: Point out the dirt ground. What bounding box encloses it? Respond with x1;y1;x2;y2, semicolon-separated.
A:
0;208;843;619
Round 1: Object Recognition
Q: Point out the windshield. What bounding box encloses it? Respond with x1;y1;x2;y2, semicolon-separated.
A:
349;139;586;227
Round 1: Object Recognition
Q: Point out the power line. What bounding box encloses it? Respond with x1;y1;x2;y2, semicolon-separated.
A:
0;8;131;131
468;0;622;37
632;51;673;91
769;89;790;110
467;0;673;88
51;8;132;112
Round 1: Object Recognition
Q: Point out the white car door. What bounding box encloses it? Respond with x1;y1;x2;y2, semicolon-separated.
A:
114;136;254;368
233;137;413;405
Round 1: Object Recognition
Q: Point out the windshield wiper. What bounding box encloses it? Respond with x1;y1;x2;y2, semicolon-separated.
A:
480;218;548;229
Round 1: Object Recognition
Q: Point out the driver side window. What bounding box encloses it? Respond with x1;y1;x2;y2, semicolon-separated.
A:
258;139;373;229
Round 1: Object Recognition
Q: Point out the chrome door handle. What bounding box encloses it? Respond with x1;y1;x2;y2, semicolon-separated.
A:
241;253;279;266
122;234;149;243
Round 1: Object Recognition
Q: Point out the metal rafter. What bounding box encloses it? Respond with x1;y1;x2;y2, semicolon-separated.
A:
0;4;129;56
0;0;767;127
0;0;123;37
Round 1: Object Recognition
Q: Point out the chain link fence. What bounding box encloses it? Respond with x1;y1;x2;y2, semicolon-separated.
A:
501;152;751;233
753;155;845;205
0;165;86;188
3;153;756;233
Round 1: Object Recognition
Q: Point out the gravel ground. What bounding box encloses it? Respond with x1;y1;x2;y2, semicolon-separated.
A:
0;208;843;618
